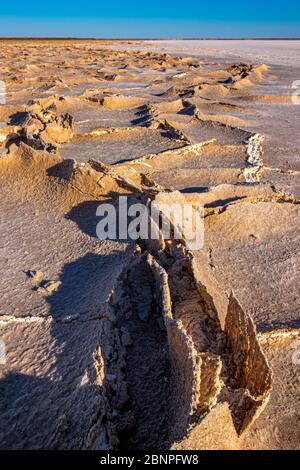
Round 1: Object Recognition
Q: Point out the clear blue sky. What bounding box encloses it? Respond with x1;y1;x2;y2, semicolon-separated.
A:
0;1;299;38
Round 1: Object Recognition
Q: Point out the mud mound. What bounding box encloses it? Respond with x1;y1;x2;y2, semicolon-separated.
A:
4;97;73;153
142;216;271;439
96;95;146;110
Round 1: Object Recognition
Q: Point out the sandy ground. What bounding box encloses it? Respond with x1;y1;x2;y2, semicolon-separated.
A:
0;39;299;450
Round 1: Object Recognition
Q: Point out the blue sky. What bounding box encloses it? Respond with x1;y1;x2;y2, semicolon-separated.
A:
0;1;299;37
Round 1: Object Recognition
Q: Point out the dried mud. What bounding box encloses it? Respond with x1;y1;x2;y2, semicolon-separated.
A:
0;39;299;450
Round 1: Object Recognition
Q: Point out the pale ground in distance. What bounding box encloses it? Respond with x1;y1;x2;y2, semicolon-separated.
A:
0;39;299;450
146;40;300;67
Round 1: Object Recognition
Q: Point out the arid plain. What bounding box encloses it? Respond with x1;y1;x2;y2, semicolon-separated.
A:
0;39;299;450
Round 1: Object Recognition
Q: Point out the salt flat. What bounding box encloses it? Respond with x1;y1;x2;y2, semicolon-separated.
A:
0;39;299;450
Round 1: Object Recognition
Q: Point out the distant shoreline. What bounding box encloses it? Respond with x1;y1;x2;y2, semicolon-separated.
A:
0;37;300;41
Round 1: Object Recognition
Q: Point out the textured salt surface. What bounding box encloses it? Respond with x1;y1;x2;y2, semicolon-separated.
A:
0;40;299;450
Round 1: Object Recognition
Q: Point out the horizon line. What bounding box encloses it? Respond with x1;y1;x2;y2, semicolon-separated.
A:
1;37;300;41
